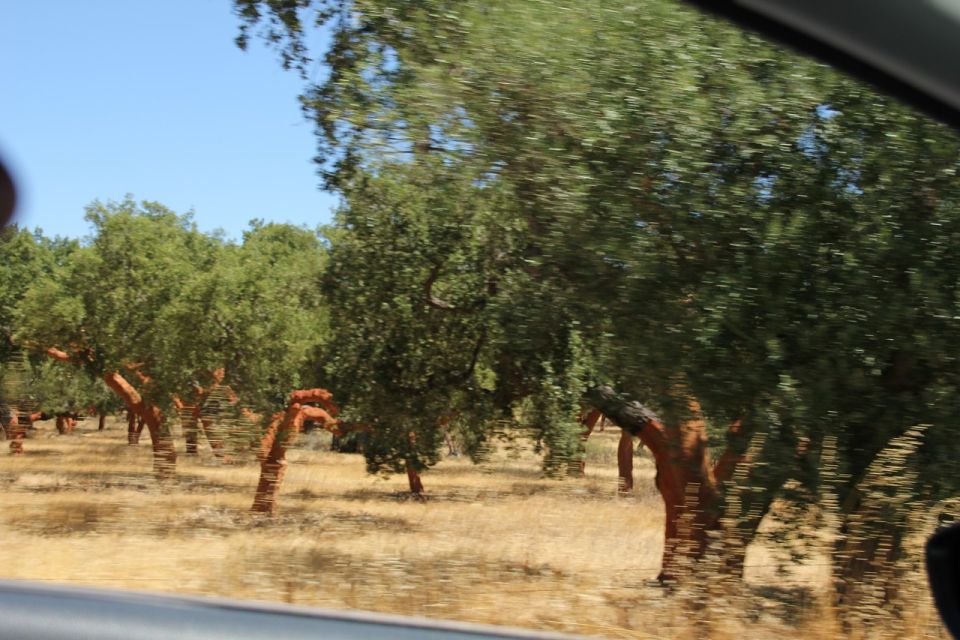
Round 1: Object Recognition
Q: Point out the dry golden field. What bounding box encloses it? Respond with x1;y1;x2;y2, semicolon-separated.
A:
0;417;946;639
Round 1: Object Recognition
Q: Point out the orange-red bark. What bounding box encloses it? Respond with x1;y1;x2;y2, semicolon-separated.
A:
649;408;722;581
102;371;176;478
55;414;77;435
44;347;179;475
126;407;144;444
251;388;340;515
711;420;747;484
251;405;300;515
617;428;634;494
406;462;425;495
6;412;24;454
587;387;739;581
45;347;71;362
288;388;338;416
46;347;175;473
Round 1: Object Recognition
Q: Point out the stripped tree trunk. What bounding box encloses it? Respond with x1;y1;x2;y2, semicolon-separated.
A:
251;406;300;515
406;462;425;495
174;393;226;458
712;427;792;579
181;404;200;455
55;414;77;435
617;428;634;494
194;374;233;458
7;412;24;454
102;371;176;479
199;417;225;457
44;348;174;477
251;389;339;515
176;371;228;456
127;408;142;444
587;386;732;582
98;414;106;431
602;394;765;581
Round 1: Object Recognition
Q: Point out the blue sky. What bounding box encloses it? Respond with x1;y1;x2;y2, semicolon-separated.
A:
0;0;336;240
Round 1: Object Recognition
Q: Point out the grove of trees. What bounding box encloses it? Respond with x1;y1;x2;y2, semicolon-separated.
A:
234;0;960;602
3;0;960;619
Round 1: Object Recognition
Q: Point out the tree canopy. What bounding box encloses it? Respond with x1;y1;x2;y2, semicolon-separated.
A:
10;198;329;474
238;0;960;585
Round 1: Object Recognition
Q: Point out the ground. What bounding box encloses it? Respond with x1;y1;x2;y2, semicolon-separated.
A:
0;418;944;639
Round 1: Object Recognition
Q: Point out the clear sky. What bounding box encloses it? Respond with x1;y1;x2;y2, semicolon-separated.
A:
0;0;336;240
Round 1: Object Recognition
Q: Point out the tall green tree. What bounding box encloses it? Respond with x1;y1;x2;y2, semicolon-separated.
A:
16;199;217;474
16;200;331;481
1;226;79;449
321;162;504;490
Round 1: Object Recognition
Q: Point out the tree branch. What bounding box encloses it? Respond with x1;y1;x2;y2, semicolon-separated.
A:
423;262;459;311
712;419;753;484
45;347;71;362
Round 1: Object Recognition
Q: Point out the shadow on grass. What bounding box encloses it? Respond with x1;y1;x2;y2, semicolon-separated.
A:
747;584;821;626
7;468;254;496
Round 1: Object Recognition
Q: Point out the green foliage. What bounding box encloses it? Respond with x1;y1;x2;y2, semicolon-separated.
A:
14;198;329;434
26;358;116;415
16;199;213;406
164;220;327;414
321;163;497;474
0;226;73;362
238;0;960;517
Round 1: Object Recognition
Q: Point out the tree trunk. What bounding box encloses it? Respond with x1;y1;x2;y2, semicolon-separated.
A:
587;386;723;582
252;406;300;515
138;403;175;478
406;462;425;495
718;488;776;578
831;427;924;623
180;404;200;455
98;414;106;431
184;422;198;454
54;414;77;435
175;388;223;457
713;425;798;579
617;428;634;494
7;412;24;454
102;372;176;479
832;489;909;627
127;408;141;444
251;391;338;515
43;348;174;477
444;432;461;457
199;417;225;458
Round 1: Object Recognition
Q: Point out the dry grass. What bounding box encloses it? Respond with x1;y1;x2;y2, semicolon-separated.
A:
0;418;946;638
